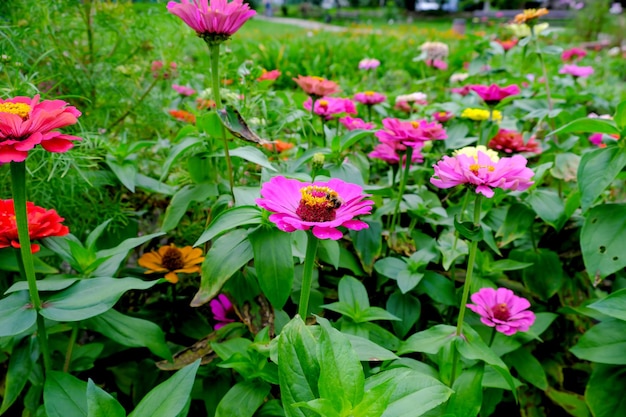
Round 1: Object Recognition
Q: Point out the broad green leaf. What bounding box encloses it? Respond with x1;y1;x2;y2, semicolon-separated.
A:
418;272;457;306
5;278;79;294
546;388;590;417
397;270;424;294
159;137;203;181
510;249;564;299
249;227;294;309
344;334;398;362
578;147;626;211
549;117;619;137
215;380;271;417
351;220;383;274
585;365;626;417
135;174;177;195
454;218;483;242
437;231;468;271
197;112;222;138
278;317;320;417
588;288;626;321
318;239;340;270
351;377;395;417
445;365;484;417
85;219;113;251
0;337;34;414
294;399;341;417
40;278;160;322
551;152;580;182
161;184;218;232
129;360;200;417
94;232;165;277
85;309;171;360
387;292;421;338
571;319;626;364
0;249;59;274
614;100;626;130
339;129;374;153
338;276;370;311
194;206;263;247
44;371;88;417
374;257;407;279
317;317;364;411
496;203;535;247
191;229;253;307
227;146;277;172
581;204;626;280
527;188;566;230
397;325;456;356
357;307;400;323
86;379;126;417
105;156;137;193
506;348;547;390
0;291;36;337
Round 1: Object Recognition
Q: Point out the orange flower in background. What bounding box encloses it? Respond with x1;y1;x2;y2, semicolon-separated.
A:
169;109;196;124
514;8;549;24
263;140;294;153
196;98;216;110
138;244;204;284
0;199;69;253
293;75;340;98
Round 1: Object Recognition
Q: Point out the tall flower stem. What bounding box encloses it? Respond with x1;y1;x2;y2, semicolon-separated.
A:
449;193;482;386
531;26;556;135
10;162;52;373
390;146;413;234
209;42;236;203
298;231;319;320
308;97;318;149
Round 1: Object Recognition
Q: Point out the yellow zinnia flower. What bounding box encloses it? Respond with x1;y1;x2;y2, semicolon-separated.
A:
514;8;549;24
461;108;502;122
138;244;204;283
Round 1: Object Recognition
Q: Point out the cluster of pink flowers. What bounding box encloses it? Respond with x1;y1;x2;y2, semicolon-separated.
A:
561;47;587;62
559;64;594;78
339;116;375;131
358;58;380;70
467;287;536;336
172;84;196;96
469;84;521;105
375;118;447;150
167;0;256;39
303;97;357;120
353;91;386;106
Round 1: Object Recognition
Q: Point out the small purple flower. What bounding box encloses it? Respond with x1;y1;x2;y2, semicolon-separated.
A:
467;287;536;336
209;294;236;329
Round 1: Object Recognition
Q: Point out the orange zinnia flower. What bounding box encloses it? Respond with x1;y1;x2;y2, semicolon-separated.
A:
138;244;204;283
293;75;340;98
169;109;196;124
263;140;294;153
514;8;549;24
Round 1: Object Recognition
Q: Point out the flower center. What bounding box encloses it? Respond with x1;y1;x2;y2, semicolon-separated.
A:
492;303;511;321
311;76;325;82
364;91;375;96
410;121;420;128
295;185;340;223
161;247;185;271
0;102;31;120
469;163;495;173
318;99;329;107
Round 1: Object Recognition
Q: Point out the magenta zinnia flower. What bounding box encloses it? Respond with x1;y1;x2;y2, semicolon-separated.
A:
467;287;536;336
256;177;373;240
430;146;534;198
375;118;447;150
561;47;587;62
369;142;424;166
0;95;82;163
339;116;375;131
209;294;236;329
559;64;594;78
353;91;386;106
172;84;196;96
433;111;453;123
303;97;357;120
167;0;256;40
469;84;521;105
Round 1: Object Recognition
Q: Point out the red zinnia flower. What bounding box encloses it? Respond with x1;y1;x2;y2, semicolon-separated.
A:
0;199;69;253
488;129;541;154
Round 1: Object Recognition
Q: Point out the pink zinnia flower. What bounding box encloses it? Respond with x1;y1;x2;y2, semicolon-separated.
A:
589;132;618;147
369;142;424;166
433;111;454;123
467;287;536;336
167;0;256;39
358;58;380;70
488;129;541;154
172;84;196;96
293;75;340;98
430;146;534;198
469;84;521;105
0;95;82;163
209;294;236;329
450;86;472;96
561;47;587;62
559;64;594;78
257;69;281;81
375;118;447;150
303;97;357;120
339;116;375;131
353;91;386;106
256;176;373;240
426;59;448;70
496;39;518;51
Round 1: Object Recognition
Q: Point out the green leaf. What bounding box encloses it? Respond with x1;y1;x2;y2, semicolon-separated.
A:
161;184;218;232
278;317;320;417
396;270;423;294
614;100;626;130
317;317;364;411
357;307;400;323
160;137;204;181
527;188;566;230
129;360;200;417
0;337;35;414
437;231;468;271
194;206;263;247
419;271;457;306
95;231;165;277
386;292;421;339
197;112;222;137
294;399;341;417
571;319;626;365
339;129;374;153
551;152;580;182
545;388;590;417
85;219;113;251
351;377;395;417
397;325;456;355
248;227;294;310
191;229;253;307
510;249;564;299
105;156;137;193
588;288;626;321
86;379;126;417
344;334;398;362
85;309;171;360
44;371;88;417
506;348;547;390
454;217;483;242
40;278;160;322
5;278;79;293
445;365;484;417
374;257;407;279
215;380;271;417
0;249;59;274
0;291;36;337
496;203;535;247
227;146;277;172
585;365;626;417
338;276;369;310
578;147;626;211
549;117;619;137
318;239;340;270
581;204;626;280
351;220;383;274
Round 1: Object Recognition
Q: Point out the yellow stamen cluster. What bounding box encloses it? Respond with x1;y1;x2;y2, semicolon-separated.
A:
311;76;325;82
300;185;337;207
455;145;500;163
410;121;420;128
318;99;329;107
0;102;31;119
461;108;502;122
469;163;496;173
514;8;549;24
364;91;375;96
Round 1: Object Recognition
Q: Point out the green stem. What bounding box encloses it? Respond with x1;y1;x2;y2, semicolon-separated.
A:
10;162;52;373
298;232;319;320
64;324;79;373
209;42;236;203
488;327;497;347
309;96;318;149
532;26;556;135
367;105;372;123
390;146;413;234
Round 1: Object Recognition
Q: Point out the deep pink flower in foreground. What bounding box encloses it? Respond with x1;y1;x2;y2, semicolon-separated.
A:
467;287;536;336
561;47;587;62
559;64;594;78
172;84;196;96
209;294;236;329
358;58;380;70
339;116;375;131
488;129;541;154
369;141;424;166
430;147;534;198
354;91;386;106
469;84;521;105
0;95;82;163
376;118;447;150
303;97;357;120
257;69;281;81
256;177;373;240
167;0;256;39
